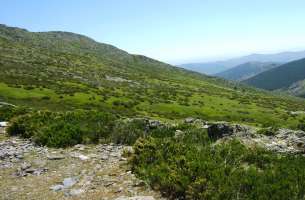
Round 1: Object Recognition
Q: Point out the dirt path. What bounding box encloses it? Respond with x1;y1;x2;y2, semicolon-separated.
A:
0;136;165;200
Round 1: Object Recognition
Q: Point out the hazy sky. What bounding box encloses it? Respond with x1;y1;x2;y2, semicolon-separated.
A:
1;0;305;64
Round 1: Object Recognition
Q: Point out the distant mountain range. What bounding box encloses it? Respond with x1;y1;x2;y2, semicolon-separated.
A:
243;58;305;97
180;51;305;75
214;62;280;81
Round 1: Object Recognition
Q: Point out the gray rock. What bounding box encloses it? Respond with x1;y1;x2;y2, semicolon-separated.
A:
63;177;78;188
47;154;65;160
184;117;195;123
21;162;31;170
174;130;184;139
148;120;161;128
69;189;84;196
50;185;64;192
208;123;234;139
101;155;109;160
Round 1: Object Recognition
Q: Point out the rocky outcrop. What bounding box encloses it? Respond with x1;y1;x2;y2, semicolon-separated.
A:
207;122;305;155
207;122;251;140
257;129;305;154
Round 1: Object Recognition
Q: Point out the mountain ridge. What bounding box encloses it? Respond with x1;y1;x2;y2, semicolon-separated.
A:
180;50;305;75
1;24;305;128
243;57;305;97
215;61;280;81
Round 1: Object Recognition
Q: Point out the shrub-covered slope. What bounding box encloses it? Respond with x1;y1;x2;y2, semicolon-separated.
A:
1;24;305;127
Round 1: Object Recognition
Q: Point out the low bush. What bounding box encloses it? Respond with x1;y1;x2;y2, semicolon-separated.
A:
131;132;305;200
0;105;29;121
257;127;278;136
7;110;117;147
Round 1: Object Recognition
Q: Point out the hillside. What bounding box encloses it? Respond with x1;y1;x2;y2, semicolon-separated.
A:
180;51;305;75
243;58;305;97
215;62;280;81
1;24;305;128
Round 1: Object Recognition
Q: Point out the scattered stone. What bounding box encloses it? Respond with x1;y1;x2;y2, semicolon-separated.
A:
79;154;89;161
174;130;184;139
69;188;84;196
115;187;123;193
21;162;31;170
148;120;161;128
184;117;195;123
50;185;64;192
101;155;109;160
120;157;127;161
70;152;89;161
63;177;78;188
47;154;65;160
74;144;86;151
24;168;35;174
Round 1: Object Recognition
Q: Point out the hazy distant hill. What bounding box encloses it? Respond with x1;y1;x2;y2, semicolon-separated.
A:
215;62;280;81
243;58;305;97
180;51;305;75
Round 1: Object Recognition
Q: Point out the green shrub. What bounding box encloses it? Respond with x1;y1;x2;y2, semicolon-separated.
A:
110;119;148;145
131;135;305;200
257;127;278;136
7;110;116;147
0;105;28;121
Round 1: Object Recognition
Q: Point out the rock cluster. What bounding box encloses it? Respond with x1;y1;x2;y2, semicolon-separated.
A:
0;138;47;169
256;129;305;154
207;122;250;140
1;137;164;199
207;122;305;155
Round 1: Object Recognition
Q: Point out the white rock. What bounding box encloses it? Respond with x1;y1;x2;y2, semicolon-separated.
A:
50;185;64;192
69;189;84;196
63;177;77;188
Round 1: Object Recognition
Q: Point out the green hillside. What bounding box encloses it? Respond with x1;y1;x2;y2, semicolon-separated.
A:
1;24;305;128
215;62;280;81
243;58;305;95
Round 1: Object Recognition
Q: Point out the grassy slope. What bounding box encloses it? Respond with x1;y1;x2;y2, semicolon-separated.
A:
1;24;305;128
244;58;305;91
215;62;279;81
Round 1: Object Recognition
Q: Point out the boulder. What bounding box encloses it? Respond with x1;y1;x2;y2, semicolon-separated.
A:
63;177;78;188
148;120;161;128
184;117;195;123
68;189;84;196
50;185;64;192
208;123;234;140
174;130;184;139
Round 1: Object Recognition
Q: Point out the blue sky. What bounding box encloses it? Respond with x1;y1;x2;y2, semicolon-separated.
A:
1;0;305;64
